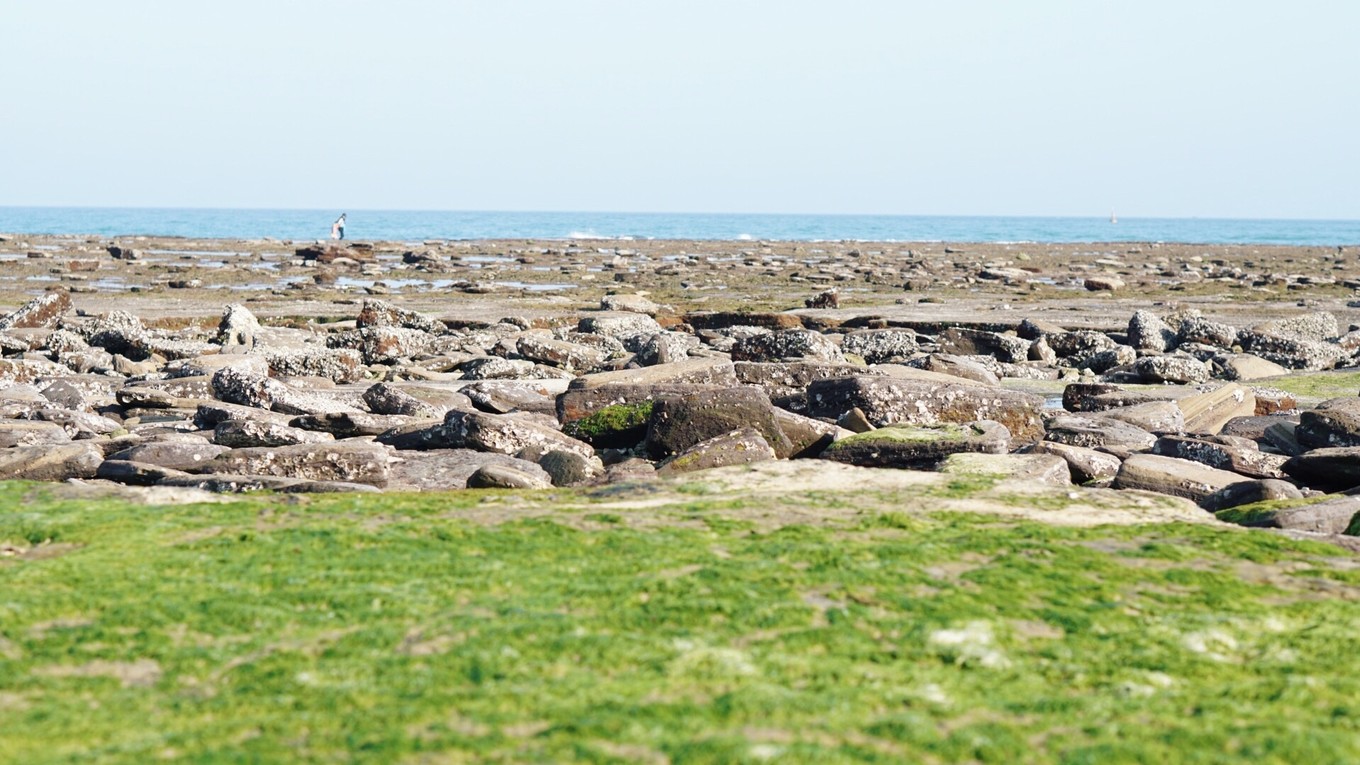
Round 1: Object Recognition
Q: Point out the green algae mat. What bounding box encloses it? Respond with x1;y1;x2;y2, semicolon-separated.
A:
2;478;1359;764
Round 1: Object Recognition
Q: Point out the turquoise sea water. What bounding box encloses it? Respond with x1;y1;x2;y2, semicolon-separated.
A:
1;207;1358;245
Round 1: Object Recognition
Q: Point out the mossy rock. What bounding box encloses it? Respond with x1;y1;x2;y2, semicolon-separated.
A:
562;401;653;448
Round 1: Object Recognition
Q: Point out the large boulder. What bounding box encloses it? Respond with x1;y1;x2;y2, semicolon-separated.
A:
936;328;1029;363
1283;447;1360;492
1127;310;1177;352
807;376;1044;445
0;289;71;330
840;329;918;364
730;330;844;363
646;387;794;459
1294;397;1360;450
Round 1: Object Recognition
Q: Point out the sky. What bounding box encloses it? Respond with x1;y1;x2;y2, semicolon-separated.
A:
3;1;1358;219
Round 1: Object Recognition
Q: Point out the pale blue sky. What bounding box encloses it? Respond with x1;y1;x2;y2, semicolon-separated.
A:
4;1;1357;218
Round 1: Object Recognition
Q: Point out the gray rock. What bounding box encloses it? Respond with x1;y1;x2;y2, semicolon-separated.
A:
577;312;663;341
289;412;415;438
1134;355;1210;384
840;329;918;364
214;418;337;448
196;441;393;487
909;354;1000;385
730;330;845;363
1061;383;1157;413
570;358;739;389
537;449;605;486
657;427;778;474
1101;401;1185;434
267;348;367;384
95;460;193;486
1043;415;1157;458
1252;311;1339;343
1219;494;1360;534
515;333;607;372
211;367;362;416
772;407;845;459
0;420;72;448
106;441;231;471
1177;315;1238;348
646;387;794;459
462;381;557;415
442;410;595;460
1201;479;1304;513
938;452;1071;486
388;449;552;491
937;328;1029;363
1177;384;1257;435
1295;397;1360;450
633;331;701;367
0;442;103;481
467;464;553;489
600;293;665;316
328;327;437;365
1127;310;1177;352
217;303;261;348
356;299;446;334
362;382;467;418
1083;345;1138;374
820;420;1010;468
1151;435;1288;479
1113;453;1252;503
807;376;1045;446
1283;447;1360;492
1213;353;1290;381
1029;441;1123;484
0;289;72;331
1237;331;1346;371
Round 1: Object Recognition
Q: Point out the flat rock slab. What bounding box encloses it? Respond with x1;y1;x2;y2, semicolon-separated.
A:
1113;453;1253;504
807;376;1044;446
194;441;393;488
1219;495;1360;535
569;358;738;389
938;452;1071;486
387;449;551;491
0;442;103;481
820;421;1010;469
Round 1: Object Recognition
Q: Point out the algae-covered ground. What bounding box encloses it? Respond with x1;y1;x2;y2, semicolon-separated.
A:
3;475;1360;764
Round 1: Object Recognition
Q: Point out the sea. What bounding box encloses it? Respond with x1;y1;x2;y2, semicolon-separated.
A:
1;207;1358;246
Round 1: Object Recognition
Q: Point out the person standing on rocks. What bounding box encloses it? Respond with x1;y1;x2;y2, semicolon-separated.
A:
331;213;347;240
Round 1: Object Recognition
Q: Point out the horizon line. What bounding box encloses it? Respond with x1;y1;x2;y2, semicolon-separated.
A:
0;204;1356;224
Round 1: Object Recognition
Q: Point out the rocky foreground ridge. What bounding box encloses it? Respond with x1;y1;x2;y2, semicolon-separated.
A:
2;286;1360;545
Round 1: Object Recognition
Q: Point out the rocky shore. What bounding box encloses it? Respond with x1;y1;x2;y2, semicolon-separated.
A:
2;235;1360;549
